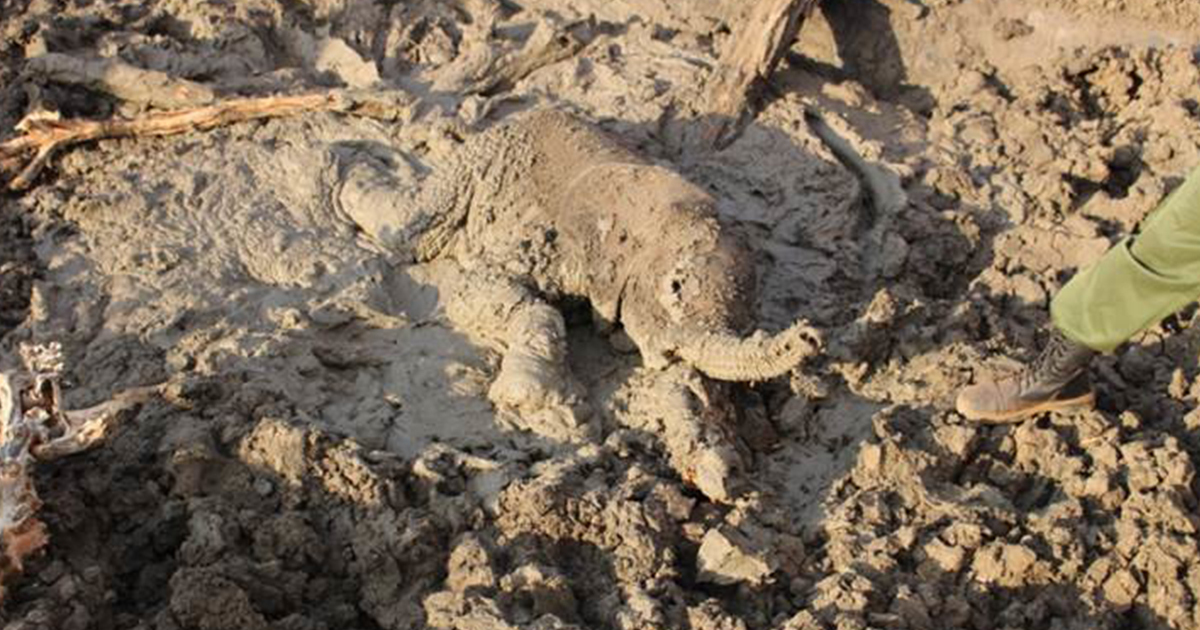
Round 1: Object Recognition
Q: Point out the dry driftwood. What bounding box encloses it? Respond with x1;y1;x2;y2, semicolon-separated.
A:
703;0;820;148
0;90;414;191
0;343;160;601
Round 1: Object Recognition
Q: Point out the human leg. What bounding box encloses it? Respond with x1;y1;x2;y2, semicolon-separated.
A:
1052;165;1200;352
959;164;1200;422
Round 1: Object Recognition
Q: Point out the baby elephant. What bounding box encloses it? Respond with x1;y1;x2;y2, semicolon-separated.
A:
336;110;820;500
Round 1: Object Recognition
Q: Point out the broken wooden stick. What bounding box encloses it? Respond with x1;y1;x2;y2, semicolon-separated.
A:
0;343;161;601
0;90;414;191
702;0;819;149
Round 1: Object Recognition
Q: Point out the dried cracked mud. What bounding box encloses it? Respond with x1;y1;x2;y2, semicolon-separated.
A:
2;0;1200;629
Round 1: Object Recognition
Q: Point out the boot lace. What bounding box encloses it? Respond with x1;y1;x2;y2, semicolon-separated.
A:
1020;329;1094;392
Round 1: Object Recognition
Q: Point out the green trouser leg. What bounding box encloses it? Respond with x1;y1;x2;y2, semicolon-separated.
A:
1052;165;1200;353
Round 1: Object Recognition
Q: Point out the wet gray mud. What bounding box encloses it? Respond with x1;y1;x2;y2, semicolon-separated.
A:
2;0;1200;628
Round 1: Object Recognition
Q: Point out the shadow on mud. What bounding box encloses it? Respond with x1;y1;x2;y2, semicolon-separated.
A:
793;0;938;117
0;199;37;341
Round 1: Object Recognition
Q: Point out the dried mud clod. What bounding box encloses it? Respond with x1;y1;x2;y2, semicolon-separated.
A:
486;454;684;627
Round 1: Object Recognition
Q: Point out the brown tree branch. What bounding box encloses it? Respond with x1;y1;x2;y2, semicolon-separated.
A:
702;0;820;149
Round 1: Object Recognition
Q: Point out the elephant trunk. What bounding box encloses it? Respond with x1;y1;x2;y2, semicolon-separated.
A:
672;320;822;382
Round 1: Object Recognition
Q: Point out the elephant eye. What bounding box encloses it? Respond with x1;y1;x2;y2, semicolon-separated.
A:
658;275;686;321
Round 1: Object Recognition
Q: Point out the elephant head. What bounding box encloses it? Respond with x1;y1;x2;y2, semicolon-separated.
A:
618;211;822;382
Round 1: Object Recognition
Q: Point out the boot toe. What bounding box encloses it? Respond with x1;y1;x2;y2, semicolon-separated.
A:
955;381;1004;420
956;373;1093;424
956;377;1031;423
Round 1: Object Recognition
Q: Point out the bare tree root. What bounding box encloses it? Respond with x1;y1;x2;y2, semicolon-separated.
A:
0;90;415;191
702;0;819;149
430;9;595;97
470;15;595;96
26;53;217;109
804;108;908;283
0;343;162;601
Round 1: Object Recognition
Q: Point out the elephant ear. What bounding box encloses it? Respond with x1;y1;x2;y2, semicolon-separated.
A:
672;320;822;382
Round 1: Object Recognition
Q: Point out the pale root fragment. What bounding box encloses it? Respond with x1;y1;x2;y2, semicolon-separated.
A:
27;53;217;109
674;320;822;383
0;343;161;601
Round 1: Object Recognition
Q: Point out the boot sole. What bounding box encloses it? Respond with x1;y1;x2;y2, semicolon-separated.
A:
962;391;1096;424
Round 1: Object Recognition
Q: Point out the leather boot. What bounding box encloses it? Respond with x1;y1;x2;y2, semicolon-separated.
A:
956;328;1097;423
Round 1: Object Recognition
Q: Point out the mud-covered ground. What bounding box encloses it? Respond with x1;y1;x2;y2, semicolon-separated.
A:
2;0;1200;628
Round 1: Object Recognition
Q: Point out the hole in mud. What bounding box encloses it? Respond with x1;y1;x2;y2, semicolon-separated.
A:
1088;217;1125;240
1125;70;1143;101
651;25;678;42
1156;307;1195;336
1037;90;1076;127
982;73;1015;104
1013;472;1060;512
1063;148;1142;206
145;13;192;41
1183;98;1200;120
1066;68;1105;120
0;206;37;334
43;83;117;119
559;296;593;327
1041;62;1123;126
1063;174;1101;208
1102;158;1141;199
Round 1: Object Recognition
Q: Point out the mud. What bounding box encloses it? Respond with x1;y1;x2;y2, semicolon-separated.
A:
1;0;1200;629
